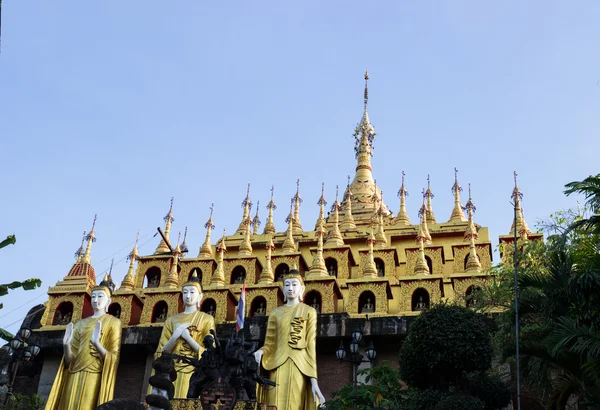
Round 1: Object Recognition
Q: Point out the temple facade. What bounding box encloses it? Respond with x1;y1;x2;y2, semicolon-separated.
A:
20;72;536;402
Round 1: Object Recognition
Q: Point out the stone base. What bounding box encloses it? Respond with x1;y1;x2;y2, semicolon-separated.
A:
171;399;275;410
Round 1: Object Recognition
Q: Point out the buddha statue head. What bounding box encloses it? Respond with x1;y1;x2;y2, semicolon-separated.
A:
92;274;113;313
282;265;305;302
182;271;203;309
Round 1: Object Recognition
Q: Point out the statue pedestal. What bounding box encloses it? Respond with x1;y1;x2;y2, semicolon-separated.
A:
170;399;276;410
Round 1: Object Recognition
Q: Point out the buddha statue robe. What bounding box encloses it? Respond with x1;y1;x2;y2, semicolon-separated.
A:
45;314;121;410
259;302;319;410
155;310;216;398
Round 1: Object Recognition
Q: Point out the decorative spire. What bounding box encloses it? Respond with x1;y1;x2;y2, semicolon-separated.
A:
325;186;344;247
291;179;303;233
314;183;328;233
252;201;261;235
393;171;411;225
375;191;388;248
263;185;277;235
238;219;253;256
464;184;482;272
415;199;431;275
354;70;375;166
180;226;189;254
424;175;436;224
82;215;97;264
199;203;215;258
341;175;357;231
418;190;432;243
282;203;297;253
259;233;276;284
74;231;86;262
120;233;139;291
510;172;531;239
362;226;378;278
155;198;174;254
307;215;328;278
236;184;253;235
165;232;181;288
211;229;227;287
448;168;467;223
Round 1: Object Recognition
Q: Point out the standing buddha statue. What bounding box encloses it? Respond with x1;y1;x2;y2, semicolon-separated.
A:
254;268;326;409
154;272;216;398
45;275;122;410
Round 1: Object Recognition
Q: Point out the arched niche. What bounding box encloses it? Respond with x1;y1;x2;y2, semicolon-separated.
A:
305;290;322;314
53;302;74;325
231;266;247;284
412;288;430;311
359;291;376;314
465;285;482;308
274;263;289;282
250;296;267;317
152;301;169;323
188;267;203;283
108;303;121;319
375;258;385;277
144;267;161;288
201;298;217;318
325;258;338;277
425;256;433;274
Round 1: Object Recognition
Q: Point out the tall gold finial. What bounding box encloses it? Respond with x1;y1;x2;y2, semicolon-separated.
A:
239;218;254;256
252;201;261;235
448;167;466;223
419;189;432;243
375;190;388;248
282;203;297;253
364;70;369;108
423;175;436;224
326;185;344;247
393;171;411;225
82;215;97;264
180;226;189;254
199;203;215;258
155;198;175;254
236;183;253;234
510;171;531;239
361;225;378;278
341;175;357;231
314;183;328;233
415;194;432;275
263;185;277;234
211;229;227;287
464;183;482;272
259;233;276;284
120;232;139;291
291;179;303;233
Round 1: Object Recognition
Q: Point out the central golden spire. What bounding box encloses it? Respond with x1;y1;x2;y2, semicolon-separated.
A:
199;203;215;258
236;184;253;235
464;184;482;272
155;198;174;254
326;185;344;247
448;168;467;223
263;186;277;235
120;232;139;291
291;179;303;234
393;171;411;225
424;175;436;224
510;172;531;239
252;201;261;235
82;215;97;264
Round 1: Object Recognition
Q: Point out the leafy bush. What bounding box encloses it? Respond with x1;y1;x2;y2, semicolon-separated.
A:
468;372;512;410
433;393;485;410
4;393;46;410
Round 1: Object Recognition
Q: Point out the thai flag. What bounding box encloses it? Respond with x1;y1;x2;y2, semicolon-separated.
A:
236;282;246;333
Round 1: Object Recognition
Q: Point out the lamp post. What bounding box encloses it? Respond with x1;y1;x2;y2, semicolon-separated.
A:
335;326;377;410
0;327;40;405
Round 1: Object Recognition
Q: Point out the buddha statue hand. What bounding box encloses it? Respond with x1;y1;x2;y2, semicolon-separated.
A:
310;378;326;405
172;323;190;340
90;321;108;359
253;349;263;366
63;322;74;347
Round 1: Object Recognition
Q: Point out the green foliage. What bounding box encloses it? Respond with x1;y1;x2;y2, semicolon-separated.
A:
0;235;16;250
323;362;414;410
399;304;492;390
468;373;512;410
4;393;46;410
564;174;600;235
410;388;445;410
432;393;485;410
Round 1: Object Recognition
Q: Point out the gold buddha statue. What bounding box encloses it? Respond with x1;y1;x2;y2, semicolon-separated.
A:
45;275;122;410
154;272;216;398
255;268;326;409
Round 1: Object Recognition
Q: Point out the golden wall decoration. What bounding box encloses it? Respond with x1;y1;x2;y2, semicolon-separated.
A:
452;277;487;303
452;245;492;273
135;259;172;289
357;250;396;279
323;249;350;280
346;282;389;314
109;295;132;326
40;295;85;327
398;280;442;312
304;282;336;313
139;293;181;325
245;287;280;317
404;247;444;276
202;290;230;324
271;255;300;275
224;258;257;285
179;260;215;289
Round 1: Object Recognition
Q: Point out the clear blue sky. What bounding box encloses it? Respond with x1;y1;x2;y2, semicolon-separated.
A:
0;1;598;333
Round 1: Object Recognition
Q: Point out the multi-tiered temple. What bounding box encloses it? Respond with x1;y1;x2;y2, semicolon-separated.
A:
25;73;537;402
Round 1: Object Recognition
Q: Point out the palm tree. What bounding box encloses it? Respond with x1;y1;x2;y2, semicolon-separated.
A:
564;174;600;234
